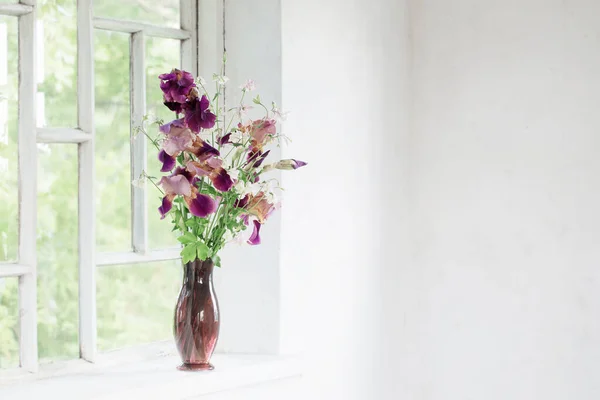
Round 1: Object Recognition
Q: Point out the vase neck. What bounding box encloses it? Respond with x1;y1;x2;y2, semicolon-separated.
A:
183;259;214;285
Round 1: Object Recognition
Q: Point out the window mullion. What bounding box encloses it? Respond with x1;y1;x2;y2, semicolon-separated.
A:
0;4;33;17
17;0;38;372
180;0;198;75
130;31;147;255
77;0;97;363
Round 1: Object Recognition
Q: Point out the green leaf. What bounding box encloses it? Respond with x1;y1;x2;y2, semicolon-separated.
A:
196;242;209;261
197;218;208;226
177;232;197;244
200;184;218;196
184;219;197;228
181;244;197;264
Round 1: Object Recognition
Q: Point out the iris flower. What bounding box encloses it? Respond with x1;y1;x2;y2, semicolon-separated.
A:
159;69;196;111
184;95;217;132
158;170;218;219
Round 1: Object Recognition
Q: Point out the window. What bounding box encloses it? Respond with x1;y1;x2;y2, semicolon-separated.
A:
0;0;198;372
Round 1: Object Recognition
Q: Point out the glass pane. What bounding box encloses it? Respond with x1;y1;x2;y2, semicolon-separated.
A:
0;16;18;263
97;260;181;351
37;144;79;362
0;277;19;369
95;31;132;253
36;0;77;127
94;0;180;29
146;36;180;249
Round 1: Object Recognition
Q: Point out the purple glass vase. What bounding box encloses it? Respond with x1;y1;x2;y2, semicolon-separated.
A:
174;258;220;371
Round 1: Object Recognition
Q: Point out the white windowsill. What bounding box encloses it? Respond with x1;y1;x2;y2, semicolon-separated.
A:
0;342;302;400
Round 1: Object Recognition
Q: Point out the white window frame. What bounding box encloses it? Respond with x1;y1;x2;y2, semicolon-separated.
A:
0;0;199;373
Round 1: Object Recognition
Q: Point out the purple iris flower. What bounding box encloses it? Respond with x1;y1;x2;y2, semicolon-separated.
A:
159;118;185;134
209;168;234;192
158;150;176;172
247;220;262;246
184;95;217;132
164;101;183;114
247;149;270;168
158;195;174;219
234;194;250;209
274;159;307;170
217;132;232;146
159;69;195;104
190;139;220;160
186;194;218;218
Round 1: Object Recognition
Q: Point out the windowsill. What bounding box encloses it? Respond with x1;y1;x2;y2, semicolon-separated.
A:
0;342;302;399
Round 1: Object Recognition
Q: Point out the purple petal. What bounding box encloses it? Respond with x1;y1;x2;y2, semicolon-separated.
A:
246;149;270;169
191;139;220;160
254;150;270;168
163;101;183;113
159;118;185;134
247;220;262;245
172;167;195;182
292;159;307;169
158;72;177;80
234;194;249;209
159;175;192;197
186;161;210;177
158;195;173;219
206;157;223;169
161;125;194;156
186;193;218;217
210;168;234;192
217;132;232;146
177;70;195;88
159;69;196;104
184;95;217;132
158;150;176;172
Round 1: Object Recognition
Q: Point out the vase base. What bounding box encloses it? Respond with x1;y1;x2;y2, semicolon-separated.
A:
177;363;214;371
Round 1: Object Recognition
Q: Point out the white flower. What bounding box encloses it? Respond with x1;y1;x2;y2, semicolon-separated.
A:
234;217;256;245
233;180;247;194
272;102;290;122
236;105;254;120
213;73;229;86
223;230;235;243
228;168;240;181
240;79;256;92
131;175;146;189
196;76;207;86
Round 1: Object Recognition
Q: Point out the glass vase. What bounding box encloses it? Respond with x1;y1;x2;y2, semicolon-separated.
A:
173;258;220;371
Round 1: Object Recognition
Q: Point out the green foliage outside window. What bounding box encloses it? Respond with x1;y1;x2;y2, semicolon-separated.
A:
0;0;182;368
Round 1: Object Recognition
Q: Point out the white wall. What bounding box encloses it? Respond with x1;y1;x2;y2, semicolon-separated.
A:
217;0;600;399
410;1;600;399
280;0;410;399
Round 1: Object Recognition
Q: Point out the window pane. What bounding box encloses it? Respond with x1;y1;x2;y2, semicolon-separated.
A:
146;37;180;249
0;16;18;263
37;144;79;362
94;0;180;29
36;0;77;128
0;277;19;369
95;31;132;253
97;260;181;351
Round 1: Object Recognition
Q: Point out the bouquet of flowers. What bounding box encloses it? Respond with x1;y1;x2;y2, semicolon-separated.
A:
138;69;305;265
